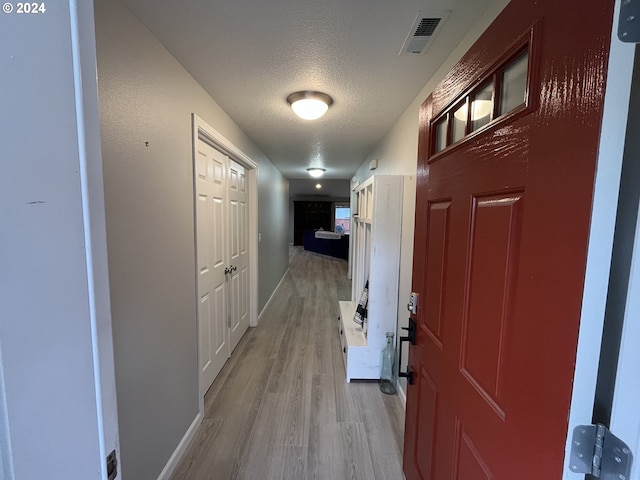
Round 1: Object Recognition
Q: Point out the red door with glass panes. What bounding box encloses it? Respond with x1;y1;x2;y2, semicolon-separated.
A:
403;1;615;479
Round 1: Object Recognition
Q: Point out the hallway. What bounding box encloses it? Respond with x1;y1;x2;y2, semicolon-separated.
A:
171;247;405;479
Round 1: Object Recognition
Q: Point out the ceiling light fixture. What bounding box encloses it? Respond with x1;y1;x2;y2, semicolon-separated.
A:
315;183;322;189
454;100;492;122
287;91;333;120
307;168;326;178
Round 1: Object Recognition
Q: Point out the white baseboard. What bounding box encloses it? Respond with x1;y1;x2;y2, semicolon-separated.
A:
257;268;289;323
397;381;407;409
156;412;202;480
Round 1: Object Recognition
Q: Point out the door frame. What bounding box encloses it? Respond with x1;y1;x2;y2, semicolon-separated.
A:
610;193;640;479
192;114;259;414
609;44;640;478
562;0;636;475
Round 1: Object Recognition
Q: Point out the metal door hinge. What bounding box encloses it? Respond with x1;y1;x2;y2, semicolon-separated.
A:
106;449;118;480
569;424;633;479
619;0;640;43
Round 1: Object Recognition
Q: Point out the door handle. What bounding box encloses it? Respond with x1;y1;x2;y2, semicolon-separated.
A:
398;318;416;385
224;265;237;275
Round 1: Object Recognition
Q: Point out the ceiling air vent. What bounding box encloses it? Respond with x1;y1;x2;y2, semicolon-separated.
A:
399;11;450;56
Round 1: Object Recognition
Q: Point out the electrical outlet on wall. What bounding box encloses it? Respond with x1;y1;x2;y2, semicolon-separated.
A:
259;233;262;243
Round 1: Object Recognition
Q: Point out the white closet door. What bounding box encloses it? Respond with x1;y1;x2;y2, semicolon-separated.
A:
228;158;249;352
195;138;229;395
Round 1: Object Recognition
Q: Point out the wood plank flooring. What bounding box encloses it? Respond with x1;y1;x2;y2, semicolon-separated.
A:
171;247;405;480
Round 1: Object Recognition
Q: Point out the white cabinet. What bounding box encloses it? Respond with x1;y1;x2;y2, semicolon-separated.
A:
338;175;403;382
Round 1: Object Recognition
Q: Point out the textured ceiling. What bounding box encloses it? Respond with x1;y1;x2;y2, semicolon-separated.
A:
289;179;351;199
121;0;494;179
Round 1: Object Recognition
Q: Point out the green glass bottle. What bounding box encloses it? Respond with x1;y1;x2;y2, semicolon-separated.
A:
380;332;397;395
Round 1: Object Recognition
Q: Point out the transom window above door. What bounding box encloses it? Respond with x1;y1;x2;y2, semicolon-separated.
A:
432;45;532;156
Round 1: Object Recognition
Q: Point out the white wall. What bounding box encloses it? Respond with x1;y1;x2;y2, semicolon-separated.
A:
94;1;289;478
0;1;118;478
258;163;290;309
351;0;510;401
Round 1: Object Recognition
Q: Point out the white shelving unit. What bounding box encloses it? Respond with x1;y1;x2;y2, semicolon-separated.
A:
338;175;403;382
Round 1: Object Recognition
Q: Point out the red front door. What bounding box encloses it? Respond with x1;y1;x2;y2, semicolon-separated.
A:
403;1;616;479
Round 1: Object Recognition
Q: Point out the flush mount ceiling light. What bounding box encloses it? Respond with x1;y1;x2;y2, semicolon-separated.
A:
307;168;326;178
454;100;493;122
315;183;322;189
287;91;333;120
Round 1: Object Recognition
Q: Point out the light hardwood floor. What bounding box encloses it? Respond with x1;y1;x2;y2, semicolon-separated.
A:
171;246;405;480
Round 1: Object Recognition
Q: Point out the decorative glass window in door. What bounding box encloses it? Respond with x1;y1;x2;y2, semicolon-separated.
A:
430;45;531;156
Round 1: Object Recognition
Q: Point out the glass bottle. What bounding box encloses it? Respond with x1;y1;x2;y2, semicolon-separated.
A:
380;332;397;395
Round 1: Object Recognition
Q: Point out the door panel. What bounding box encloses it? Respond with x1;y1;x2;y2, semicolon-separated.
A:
196;139;228;394
423;201;450;345
403;1;616;479
415;366;439;480
452;424;493;480
460;192;523;415
228;158;249;352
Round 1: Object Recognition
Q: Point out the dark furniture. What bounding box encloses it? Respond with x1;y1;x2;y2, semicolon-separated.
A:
302;231;349;259
293;201;332;245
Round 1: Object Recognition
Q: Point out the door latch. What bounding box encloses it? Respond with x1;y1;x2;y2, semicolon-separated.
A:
407;292;419;314
569;424;633;479
398;318;416;385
